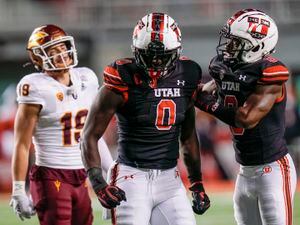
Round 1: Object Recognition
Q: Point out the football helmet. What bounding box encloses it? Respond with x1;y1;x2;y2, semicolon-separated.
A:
27;24;78;71
217;9;278;65
132;12;182;80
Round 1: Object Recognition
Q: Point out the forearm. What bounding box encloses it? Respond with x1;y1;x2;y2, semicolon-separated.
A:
11;144;30;196
12;145;30;181
195;93;237;127
181;134;202;183
81;133;102;170
208;102;237;127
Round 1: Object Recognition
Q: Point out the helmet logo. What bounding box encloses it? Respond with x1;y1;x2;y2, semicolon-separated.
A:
247;17;270;39
28;31;49;49
151;13;165;42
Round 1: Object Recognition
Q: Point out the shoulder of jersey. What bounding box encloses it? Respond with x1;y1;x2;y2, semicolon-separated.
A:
102;58;134;93
177;55;202;80
257;56;289;85
71;67;98;83
18;72;48;87
178;56;201;69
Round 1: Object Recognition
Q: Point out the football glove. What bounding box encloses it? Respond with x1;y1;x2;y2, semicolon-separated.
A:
96;185;126;209
10;194;36;220
88;167;126;209
209;56;233;80
189;181;210;215
195;91;219;113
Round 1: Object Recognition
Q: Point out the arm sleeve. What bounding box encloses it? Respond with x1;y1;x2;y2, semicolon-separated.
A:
258;64;289;85
102;65;129;102
16;78;45;107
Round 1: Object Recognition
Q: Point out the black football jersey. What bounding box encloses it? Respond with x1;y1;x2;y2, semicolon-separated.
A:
212;55;289;165
103;57;202;169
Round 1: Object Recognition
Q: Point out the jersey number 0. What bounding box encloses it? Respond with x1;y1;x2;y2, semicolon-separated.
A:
155;99;176;130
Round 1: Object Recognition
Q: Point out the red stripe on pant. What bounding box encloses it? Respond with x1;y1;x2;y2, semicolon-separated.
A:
277;156;292;225
110;163;119;225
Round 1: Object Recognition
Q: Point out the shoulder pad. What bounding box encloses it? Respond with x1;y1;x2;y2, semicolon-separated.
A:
102;59;132;94
16;73;45;106
258;56;289;85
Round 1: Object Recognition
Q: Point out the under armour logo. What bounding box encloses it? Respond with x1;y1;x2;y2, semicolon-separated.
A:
239;75;247;81
177;80;185;86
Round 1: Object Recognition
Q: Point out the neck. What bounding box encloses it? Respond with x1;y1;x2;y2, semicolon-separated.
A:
45;69;71;86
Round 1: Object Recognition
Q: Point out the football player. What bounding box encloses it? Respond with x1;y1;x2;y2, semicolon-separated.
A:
196;9;297;225
80;13;210;225
10;24;113;225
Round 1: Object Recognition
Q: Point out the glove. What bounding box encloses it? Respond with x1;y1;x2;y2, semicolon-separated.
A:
195;90;219;113
209;56;233;80
96;185;127;209
10;194;36;220
88;167;126;209
189;181;210;215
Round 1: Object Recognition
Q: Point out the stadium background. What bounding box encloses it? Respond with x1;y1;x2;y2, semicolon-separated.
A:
0;0;299;224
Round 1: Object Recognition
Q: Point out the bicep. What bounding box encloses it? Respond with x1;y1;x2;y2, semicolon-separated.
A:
14;103;40;148
236;84;282;128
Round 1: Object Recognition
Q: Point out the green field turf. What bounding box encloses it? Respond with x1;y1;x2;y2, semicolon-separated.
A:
1;192;299;225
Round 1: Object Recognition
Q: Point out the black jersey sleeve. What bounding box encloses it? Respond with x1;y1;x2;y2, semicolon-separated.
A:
102;59;131;102
258;56;289;85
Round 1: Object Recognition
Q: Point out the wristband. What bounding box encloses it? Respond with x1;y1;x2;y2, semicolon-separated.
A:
87;167;108;192
12;181;26;196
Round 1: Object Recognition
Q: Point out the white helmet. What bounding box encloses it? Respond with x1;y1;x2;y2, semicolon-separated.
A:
217;9;278;64
132;12;182;80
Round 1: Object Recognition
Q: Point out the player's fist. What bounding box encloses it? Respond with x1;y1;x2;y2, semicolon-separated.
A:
209;56;232;80
97;185;126;209
10;194;36;220
88;167;127;209
189;181;210;215
195;90;219;113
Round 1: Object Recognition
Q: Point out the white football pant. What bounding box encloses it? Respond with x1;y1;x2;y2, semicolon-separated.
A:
233;154;297;225
107;162;196;225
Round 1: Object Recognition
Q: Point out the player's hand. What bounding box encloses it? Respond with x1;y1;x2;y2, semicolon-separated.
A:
201;80;217;94
189;181;210;215
195;90;219;113
88;167;127;209
10;194;36;220
209;56;233;80
96;185;126;209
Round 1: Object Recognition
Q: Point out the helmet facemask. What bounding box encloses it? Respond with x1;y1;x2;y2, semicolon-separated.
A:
217;25;254;65
133;41;180;79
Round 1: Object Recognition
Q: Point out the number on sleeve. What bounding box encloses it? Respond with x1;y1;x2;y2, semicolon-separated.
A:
21;84;30;96
224;95;244;136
